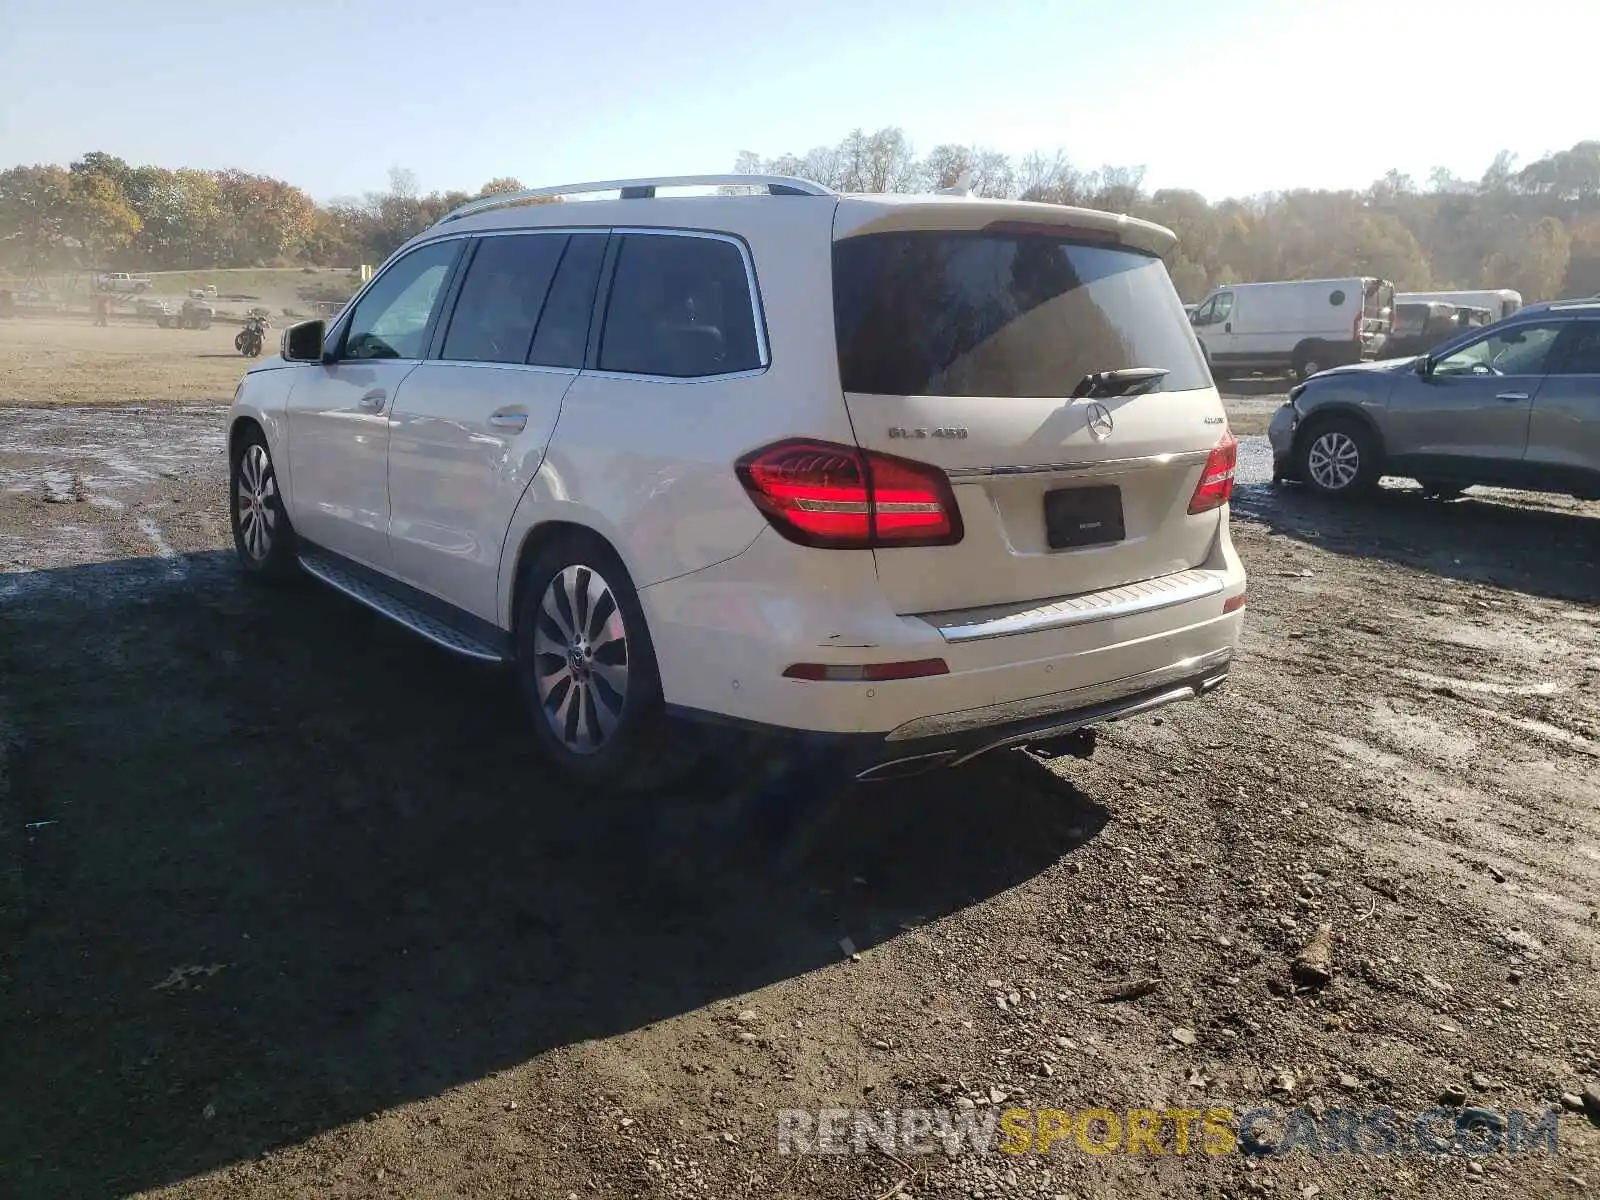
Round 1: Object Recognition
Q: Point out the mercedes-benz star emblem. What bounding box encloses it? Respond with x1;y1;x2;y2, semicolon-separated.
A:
1085;402;1115;441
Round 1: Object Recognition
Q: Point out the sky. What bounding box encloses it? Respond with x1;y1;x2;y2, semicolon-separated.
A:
0;0;1591;204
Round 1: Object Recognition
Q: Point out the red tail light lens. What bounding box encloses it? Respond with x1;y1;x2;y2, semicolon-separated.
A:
1188;431;1237;514
736;439;963;549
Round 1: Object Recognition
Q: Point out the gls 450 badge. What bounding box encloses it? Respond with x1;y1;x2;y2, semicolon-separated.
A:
887;426;969;440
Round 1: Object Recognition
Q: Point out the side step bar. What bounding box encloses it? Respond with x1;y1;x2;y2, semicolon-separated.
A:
298;550;509;663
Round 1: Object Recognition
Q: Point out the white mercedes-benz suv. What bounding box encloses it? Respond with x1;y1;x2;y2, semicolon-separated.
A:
228;174;1245;789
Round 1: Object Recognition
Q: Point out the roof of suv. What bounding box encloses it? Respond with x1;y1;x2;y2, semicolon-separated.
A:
410;175;1179;260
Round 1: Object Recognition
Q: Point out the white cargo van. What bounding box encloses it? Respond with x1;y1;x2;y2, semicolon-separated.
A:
1189;277;1394;382
1395;289;1521;321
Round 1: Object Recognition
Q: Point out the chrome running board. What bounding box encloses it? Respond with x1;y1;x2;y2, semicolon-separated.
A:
299;550;509;663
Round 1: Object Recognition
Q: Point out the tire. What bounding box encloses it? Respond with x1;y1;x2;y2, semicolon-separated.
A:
1291;342;1329;384
513;534;699;791
1297;415;1381;499
235;333;247;353
229;428;298;580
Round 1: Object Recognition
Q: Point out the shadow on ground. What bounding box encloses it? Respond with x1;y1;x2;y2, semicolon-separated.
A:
1233;479;1600;603
0;553;1109;1198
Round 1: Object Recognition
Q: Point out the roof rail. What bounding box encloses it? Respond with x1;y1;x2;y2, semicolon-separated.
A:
434;174;834;226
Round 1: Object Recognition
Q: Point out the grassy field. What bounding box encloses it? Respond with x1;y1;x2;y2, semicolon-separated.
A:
0;315;249;405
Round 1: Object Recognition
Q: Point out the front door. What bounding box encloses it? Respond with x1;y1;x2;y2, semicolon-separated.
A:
1190;290;1236;369
284;238;462;571
387;230;607;621
1383;321;1564;476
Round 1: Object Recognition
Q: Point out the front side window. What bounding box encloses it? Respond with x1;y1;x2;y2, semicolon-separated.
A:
1433;323;1563;378
833;232;1209;397
598;234;762;378
1212;292;1234;324
441;233;566;365
343;240;460;360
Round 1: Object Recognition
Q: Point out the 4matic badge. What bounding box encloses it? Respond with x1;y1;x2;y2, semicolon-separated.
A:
887;426;969;440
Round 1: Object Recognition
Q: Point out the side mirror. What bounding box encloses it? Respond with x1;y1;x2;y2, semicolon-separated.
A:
1415;355;1433;378
282;319;327;363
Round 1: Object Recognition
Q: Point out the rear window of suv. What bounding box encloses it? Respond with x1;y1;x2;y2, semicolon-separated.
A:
832;231;1209;397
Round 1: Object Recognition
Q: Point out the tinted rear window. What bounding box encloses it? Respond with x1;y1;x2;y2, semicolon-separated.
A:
832;232;1209;397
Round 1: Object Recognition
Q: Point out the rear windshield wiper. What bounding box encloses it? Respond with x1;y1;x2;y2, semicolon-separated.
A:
1070;367;1169;399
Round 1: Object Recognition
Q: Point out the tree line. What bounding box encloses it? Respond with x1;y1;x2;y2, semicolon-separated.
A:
4;136;1599;302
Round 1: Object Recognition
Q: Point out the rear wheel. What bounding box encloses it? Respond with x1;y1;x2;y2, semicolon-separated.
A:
514;535;699;791
1292;342;1330;383
1298;416;1381;499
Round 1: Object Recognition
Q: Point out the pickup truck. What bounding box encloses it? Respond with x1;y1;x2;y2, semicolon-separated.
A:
96;272;153;293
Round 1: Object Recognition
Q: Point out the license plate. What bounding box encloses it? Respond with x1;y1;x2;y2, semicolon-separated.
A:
1044;486;1125;550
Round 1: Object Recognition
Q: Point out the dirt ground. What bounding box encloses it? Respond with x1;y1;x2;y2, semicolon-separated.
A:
0;316;257;407
2;325;1600;1200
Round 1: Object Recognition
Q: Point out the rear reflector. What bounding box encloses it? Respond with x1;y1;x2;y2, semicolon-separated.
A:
1223;593;1246;614
736;438;963;549
1188;431;1237;514
783;658;949;682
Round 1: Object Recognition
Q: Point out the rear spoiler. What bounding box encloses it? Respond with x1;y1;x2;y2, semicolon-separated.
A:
831;196;1177;259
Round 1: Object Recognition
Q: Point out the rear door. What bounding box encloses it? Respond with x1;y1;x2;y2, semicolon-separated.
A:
830;208;1228;615
386;230;606;621
1525;318;1600;486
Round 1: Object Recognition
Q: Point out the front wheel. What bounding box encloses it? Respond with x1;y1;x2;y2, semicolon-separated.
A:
229;430;298;579
1298;417;1381;499
514;536;700;791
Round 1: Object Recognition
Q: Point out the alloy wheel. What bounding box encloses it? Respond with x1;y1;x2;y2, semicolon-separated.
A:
236;443;278;561
532;564;630;755
1307;430;1360;491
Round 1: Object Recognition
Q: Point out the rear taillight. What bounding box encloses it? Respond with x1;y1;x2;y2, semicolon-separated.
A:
1188;431;1237;515
735;439;963;549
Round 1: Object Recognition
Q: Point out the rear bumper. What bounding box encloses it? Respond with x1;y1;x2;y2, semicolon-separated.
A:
645;525;1246;738
670;644;1232;781
852;645;1232;780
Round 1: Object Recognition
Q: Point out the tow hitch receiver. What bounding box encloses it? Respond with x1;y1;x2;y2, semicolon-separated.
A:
1021;727;1097;762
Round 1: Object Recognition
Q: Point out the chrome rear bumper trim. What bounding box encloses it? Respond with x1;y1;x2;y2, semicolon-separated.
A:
945;449;1211;481
884;646;1234;742
922;569;1225;644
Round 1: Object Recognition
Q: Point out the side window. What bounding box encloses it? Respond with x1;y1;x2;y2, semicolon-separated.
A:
441;234;566;364
529;233;607;369
1212;292;1233;323
343;240;460;360
599;233;762;378
1433;323;1563;378
1551;321;1600;375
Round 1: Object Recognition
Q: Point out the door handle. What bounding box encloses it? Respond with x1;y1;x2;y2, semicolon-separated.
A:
1224;322;1232;333
487;409;529;432
356;389;386;412
1495;392;1529;402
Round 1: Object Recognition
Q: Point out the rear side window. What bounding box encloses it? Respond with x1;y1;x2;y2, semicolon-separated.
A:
1552;321;1600;375
599;234;762;378
441;233;566;364
530;233;607;369
833;232;1209;397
